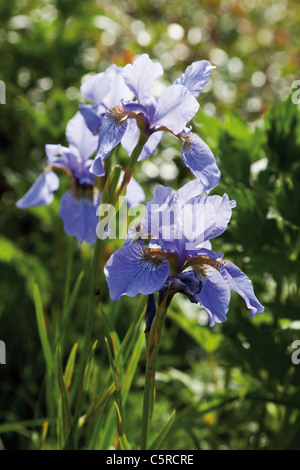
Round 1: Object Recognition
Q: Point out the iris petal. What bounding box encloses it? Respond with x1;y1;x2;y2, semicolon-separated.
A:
104;242;170;301
90;112;128;176
16;171;59;209
59;190;100;244
174;60;214;98
197;267;231;327
151;84;199;134
180;131;220;191
122;54;163;105
65;112;98;162
79;104;103;135
220;261;264;318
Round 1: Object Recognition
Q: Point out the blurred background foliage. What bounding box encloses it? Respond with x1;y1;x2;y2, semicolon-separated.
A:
1;0;300;450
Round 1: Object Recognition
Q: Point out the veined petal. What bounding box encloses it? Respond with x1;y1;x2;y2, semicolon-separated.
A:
151;84;199;134
89;156;105;177
16;171;59;209
204;194;236;240
197;266;231;327
46;144;75;169
81;65;133;107
80;69;111;105
180;131;220;191
79;104;103;135
66;112;98;161
138;131;164;161
59;190;100;244
174;60;214;98
122;54;163;104
104;242;169;301
121;119;164;161
220;260;264;318
177;178;205;203
121;118;140;156
90;109;128;176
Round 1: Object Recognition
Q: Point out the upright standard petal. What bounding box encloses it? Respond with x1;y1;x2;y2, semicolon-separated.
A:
122;54;163;105
199;194;236;241
220;260;264;318
174;60;214;98
197;266;231;327
16;171;59;209
151;84;199;135
65;112;98;162
180;131;220;191
59;190;100;244
80;69;112;105
104;242;170;301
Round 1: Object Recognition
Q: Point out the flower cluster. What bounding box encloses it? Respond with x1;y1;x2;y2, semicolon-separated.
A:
16;111;145;244
104;180;264;327
16;53;264;325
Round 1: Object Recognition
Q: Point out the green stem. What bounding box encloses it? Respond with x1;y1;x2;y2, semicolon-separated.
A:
141;296;170;450
66;135;148;449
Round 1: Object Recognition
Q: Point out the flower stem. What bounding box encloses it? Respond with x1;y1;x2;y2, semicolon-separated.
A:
66;135;148;449
141;296;169;450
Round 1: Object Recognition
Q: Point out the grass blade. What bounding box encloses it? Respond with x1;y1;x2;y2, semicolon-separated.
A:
148;410;176;450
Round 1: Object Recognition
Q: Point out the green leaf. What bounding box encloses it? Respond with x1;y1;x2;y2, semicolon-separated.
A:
83;340;98;393
64;343;79;393
32;280;52;374
114;401;129;450
148;409;176;450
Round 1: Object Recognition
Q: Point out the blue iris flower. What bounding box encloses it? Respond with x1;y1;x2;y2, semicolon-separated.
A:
80;54;220;192
104;180;264;327
16;112;145;244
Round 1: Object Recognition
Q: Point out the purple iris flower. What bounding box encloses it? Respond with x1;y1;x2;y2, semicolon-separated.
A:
16;112;145;244
80;54;220;191
104;180;264;327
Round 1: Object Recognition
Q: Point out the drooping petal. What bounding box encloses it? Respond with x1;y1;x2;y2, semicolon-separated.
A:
65;112;98;162
122;54;163;105
89;156;105;177
151;84;199;134
138;131;164;161
197;266;231;327
174;60;214;98
16;171;59;209
180;131;220;191
59;190;100;244
90;110;128;176
79;104;103;135
104;242;169;301
220;260;264;318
